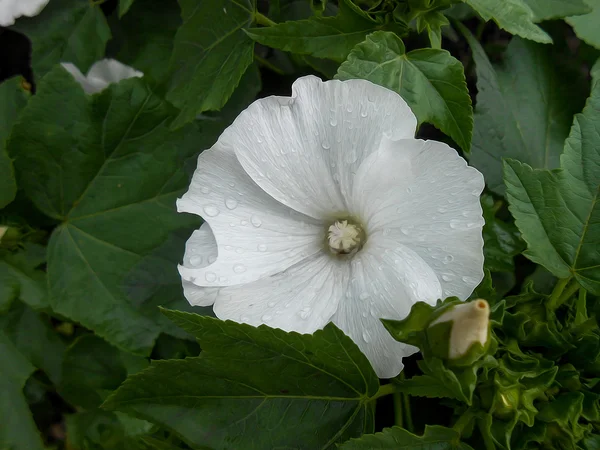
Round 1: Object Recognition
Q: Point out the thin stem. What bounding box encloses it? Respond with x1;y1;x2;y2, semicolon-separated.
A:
557;281;580;307
452;409;473;436
547;277;571;310
475;20;487;41
254;12;277;27
254;55;285;75
370;383;398;402
393;392;403;428
402;391;413;432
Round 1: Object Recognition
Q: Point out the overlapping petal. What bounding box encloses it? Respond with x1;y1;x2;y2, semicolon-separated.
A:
61;59;143;95
332;230;443;378
221;76;417;219
177;146;323;287
0;0;49;26
350;138;485;299
181;223;219;306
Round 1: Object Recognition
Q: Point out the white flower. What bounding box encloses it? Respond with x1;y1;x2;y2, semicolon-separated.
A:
0;0;49;26
178;76;485;378
61;59;143;95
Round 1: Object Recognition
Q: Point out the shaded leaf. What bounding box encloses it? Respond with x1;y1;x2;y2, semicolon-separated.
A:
104;312;379;450
460;24;585;195
0;244;47;312
567;0;600;50
166;0;254;128
338;425;473;449
119;0;136;17
464;0;551;43
522;0;591;21
336;31;472;152
503;60;600;293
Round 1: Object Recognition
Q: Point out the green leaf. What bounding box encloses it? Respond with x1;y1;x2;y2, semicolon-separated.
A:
464;0;551;43
503;60;600;294
0;301;66;385
104;312;379;449
60;334;147;409
567;0;600;50
0;331;44;450
460;25;585;195
481;195;524;273
0;77;28;209
336;31;472;152
108;0;181;83
522;0;591;21
8;67;209;354
245;0;382;62
338;425;473;449
0;244;48;312
166;0;255;128
119;0;136;17
11;0;111;78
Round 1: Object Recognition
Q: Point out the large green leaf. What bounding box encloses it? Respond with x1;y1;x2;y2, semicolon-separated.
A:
336;31;472;152
166;0;255;128
522;0;591;21
104;312;379;449
338;425;473;449
0;301;66;385
245;0;382;62
567;0;600;50
0;77;28;208
0;331;44;450
7;67;208;354
464;0;551;43
108;0;181;83
503;61;600;294
461;25;585;195
11;0;111;78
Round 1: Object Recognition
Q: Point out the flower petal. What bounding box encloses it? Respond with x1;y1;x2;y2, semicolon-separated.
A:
0;0;49;26
213;252;348;334
350;138;485;299
181;223;220;306
61;59;143;95
221;76;417;218
178;146;323;286
332;231;442;378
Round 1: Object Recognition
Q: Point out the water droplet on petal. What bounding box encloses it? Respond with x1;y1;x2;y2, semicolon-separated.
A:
400;227;410;235
208;255;217;264
298;307;312;319
359;292;370;300
322;141;331;150
462;275;479;284
330;117;338;127
360;110;368;118
203;206;220;217
449;219;461;229
235;247;244;254
205;272;217;282
201;186;210;194
225;197;238;210
189;255;203;266
233;264;246;273
406;186;413;194
346;149;358;164
362;330;371;343
267;301;276;308
442;274;452;282
257;244;268;252
240;315;250;322
251;215;262;227
261;314;272;322
444;255;454;263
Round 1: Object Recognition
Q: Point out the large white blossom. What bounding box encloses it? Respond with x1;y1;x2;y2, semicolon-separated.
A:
178;76;485;378
61;59;143;95
0;0;49;26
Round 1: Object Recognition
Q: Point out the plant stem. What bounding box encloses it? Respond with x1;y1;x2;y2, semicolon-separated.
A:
254;55;285;75
254;12;277;27
393;392;404;428
370;383;398;401
557;281;580;307
547;277;571;310
402;391;414;432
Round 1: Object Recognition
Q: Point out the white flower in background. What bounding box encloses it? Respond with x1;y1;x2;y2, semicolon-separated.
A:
61;59;143;95
0;0;49;26
178;76;485;378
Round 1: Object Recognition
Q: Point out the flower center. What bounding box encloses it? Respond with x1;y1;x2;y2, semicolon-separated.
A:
327;219;365;255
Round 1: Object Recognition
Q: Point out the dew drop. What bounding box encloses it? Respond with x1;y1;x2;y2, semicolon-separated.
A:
224;245;233;251
228;181;236;188
400;227;410;235
361;311;368;318
257;244;268;252
203;206;220;217
205;272;217;282
189;255;203;266
449;219;461;229
462;275;479;284
299;307;312;319
444;255;454;263
201;186;210;194
267;301;276;308
360;110;368;118
208;254;217;264
225;197;238;210
330;117;338;127
261;314;272;322
235;247;244;254
345;149;358;164
251;215;262;227
359;292;370;300
442;274;452;282
233;264;246;273
322;141;331;150
240;315;250;322
406;186;413;194
362;331;371;343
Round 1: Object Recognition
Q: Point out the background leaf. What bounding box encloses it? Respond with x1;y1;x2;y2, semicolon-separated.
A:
503;60;600;293
464;0;551;43
461;25;585;195
522;0;591;21
338;425;473;449
567;0;600;50
166;0;255;128
11;0;111;78
336;31;473;152
105;312;379;450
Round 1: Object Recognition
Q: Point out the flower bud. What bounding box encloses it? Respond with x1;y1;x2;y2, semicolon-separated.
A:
427;299;490;363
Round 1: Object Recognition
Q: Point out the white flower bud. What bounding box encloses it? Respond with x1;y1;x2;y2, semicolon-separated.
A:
429;299;490;360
